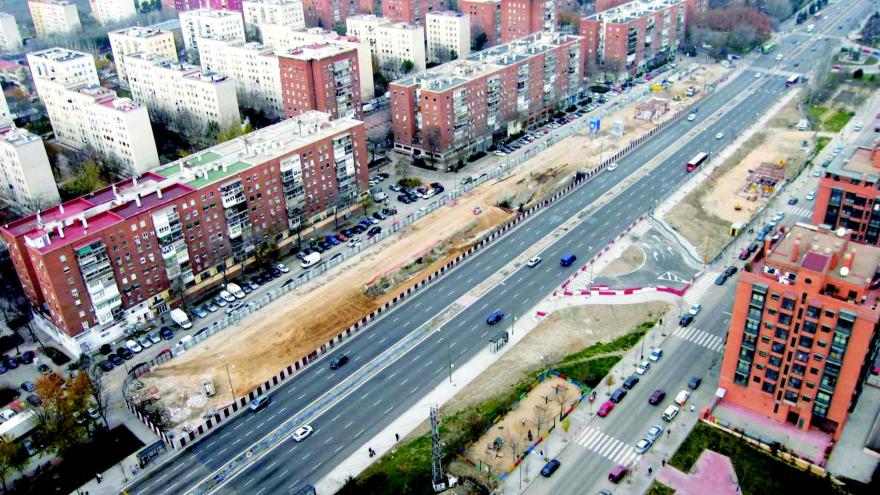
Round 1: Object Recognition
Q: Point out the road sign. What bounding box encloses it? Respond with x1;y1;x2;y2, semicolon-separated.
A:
589;117;601;133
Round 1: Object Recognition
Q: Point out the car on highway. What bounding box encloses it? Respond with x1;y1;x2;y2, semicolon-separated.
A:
250;395;271;412
646;425;664;442
330;354;349;369
607;163;618;171
636;360;651;375
689;376;703;390
715;132;724;140
292;425;314;442
812;170;822;177
486;311;505;325
622;375;639;390
788;197;798;205
560;254;577;267
687;113;696;121
634;438;653;454
688;304;701;316
755;72;762;78
648;389;666;405
597;401;614;417
678;314;694;327
540;459;561;477
806;191;815;201
526;256;542;267
610;388;627;403
649;348;663;362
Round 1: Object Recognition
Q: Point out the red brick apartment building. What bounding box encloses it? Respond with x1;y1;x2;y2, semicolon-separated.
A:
459;0;502;47
500;0;557;43
302;0;358;28
279;43;362;120
813;142;880;246
390;31;584;166
719;223;880;440
383;0;447;24
0;112;367;355
579;0;696;80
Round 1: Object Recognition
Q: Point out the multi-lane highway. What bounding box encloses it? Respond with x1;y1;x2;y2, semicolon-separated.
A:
127;5;868;492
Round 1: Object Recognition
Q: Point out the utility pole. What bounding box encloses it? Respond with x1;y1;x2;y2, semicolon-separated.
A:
226;364;235;404
430;405;447;491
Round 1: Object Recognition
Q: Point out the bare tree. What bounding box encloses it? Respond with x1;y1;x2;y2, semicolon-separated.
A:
422;126;442;169
554;384;570;420
532;405;550;436
503;433;521;463
83;364;111;431
765;0;793;23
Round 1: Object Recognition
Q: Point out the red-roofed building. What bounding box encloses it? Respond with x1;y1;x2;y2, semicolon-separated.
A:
719;223;880;441
278;43;362;119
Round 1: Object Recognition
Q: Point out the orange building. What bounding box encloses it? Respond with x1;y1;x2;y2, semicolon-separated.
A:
719;223;880;440
813;141;880;245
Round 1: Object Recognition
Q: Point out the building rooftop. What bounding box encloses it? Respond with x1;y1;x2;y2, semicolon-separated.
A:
202;38;276;54
147;19;181;32
760;223;880;308
181;8;243;19
28;47;91;63
76;86;143;112
826;142;880;182
427;10;466;18
243;0;301;4
281;42;355;60
110;26;172;38
587;0;684;23
0;125;41;147
393;31;583;92
29;0;76;5
128;52;229;83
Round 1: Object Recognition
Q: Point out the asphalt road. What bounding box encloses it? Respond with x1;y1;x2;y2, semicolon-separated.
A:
129;33;814;495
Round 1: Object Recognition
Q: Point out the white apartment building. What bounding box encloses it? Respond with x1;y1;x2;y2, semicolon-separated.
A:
426;10;470;63
89;0;136;25
242;0;305;30
261;25;374;99
346;15;426;74
198;38;283;115
27;48;159;173
125;53;241;131
109;26;179;84
27;0;82;37
0;125;60;209
179;9;246;54
0;92;11;125
0;13;22;52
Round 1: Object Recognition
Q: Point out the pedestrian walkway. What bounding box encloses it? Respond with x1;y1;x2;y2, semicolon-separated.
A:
574;427;640;466
567;270;595;292
671;326;725;353
656;450;740;495
682;273;717;307
782;204;812;218
628;221;651;237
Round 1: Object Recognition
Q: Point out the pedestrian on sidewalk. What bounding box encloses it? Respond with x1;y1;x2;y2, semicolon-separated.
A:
95;473;103;484
662;459;666;467
690;404;695;412
395;433;399;442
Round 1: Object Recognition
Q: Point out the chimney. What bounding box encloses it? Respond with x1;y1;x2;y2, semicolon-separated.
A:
763;237;771;258
135;195;141;208
56;224;64;238
133;176;138;187
156;188;163;199
59;204;65;214
844;248;856;270
80;216;88;228
112;183;119;200
36;210;41;224
791;237;801;262
830;243;842;269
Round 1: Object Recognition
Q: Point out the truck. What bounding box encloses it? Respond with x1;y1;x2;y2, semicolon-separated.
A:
807;23;814;33
301;252;321;268
0;409;37;441
225;283;246;299
170;308;193;329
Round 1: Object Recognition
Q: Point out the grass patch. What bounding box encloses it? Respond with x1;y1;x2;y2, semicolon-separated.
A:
824;110;854;132
807;106;829;123
556;355;621;387
646;481;676;495
816;136;832;154
560;321;654;364
670;423;843;495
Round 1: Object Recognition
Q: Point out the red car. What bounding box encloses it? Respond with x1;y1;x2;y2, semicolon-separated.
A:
648;389;666;405
597;401;615;417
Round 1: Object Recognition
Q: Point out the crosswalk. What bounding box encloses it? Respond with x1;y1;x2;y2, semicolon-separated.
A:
682;272;717;307
574;427;640;466
628;221;651;237
672;326;725;353
567;269;594;292
781;204;813;218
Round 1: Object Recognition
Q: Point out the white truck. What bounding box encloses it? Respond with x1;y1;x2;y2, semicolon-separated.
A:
170;308;193;329
225;283;246;299
0;409;37;441
301;252;321;268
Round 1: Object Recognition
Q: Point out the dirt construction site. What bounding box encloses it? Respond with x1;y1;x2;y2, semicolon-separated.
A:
139;60;730;428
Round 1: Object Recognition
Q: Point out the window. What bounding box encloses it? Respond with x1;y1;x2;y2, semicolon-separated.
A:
765;368;779;380
789;377;802;389
781;298;795;310
778;313;792;326
795;350;810;362
769;355;782;367
761;382;776;394
771;342;785;354
803;321;817;334
784;390;799;403
799;336;814;348
775;328;788;340
806;306;820;318
792;363;806;375
761;336;771;343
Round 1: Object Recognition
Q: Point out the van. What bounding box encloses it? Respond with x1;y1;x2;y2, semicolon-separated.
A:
301;252;321;268
797;120;809;131
662;404;679;421
560;254;577;267
674;389;690;406
226;283;246;300
608;465;628;483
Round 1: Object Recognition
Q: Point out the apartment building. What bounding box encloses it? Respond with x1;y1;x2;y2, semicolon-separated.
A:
28;48;160;174
179;8;246;53
28;0;82;37
0;125;61;209
459;0;502;47
0;111;367;355
426;11;470;64
391;31;584;165
346;15;426;74
812;142;880;246
719;223;880;441
89;0;137;25
0;13;22;52
125;53;241;131
242;0;305;30
597;0;707;19
175;0;245;10
262;26;374;99
382;0;446;24
500;0;557;43
109;26;179;84
579;0;688;80
199;38;283;115
0;92;10;125
278;43;361;120
301;0;358;30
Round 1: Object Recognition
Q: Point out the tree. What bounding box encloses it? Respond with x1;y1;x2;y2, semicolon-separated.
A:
532;405;550;436
82;364;111;431
400;59;415;74
853;68;864;79
554;384;570;420
62;161;105;198
765;0;793;22
728;25;758;52
33;372;93;455
422;126;442;170
472;30;489;51
136;400;172;432
0;435;28;492
360;195;374;216
245;23;261;43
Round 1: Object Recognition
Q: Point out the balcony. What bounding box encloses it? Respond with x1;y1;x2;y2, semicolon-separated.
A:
221;192;246;208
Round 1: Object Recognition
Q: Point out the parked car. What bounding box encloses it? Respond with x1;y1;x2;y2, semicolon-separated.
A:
688;376;702;390
486;311;505;325
160;327;174;340
109;354;124;366
99;360;114;371
139;337;153;350
724;266;738;277
609;388;627;403
608;465;628;483
192;306;208;319
20;351;35;364
204;302;219;313
648;389;666;405
597;401;615;417
368;226;382;237
212;296;228;307
636;360;651;375
38;363;51;374
225;301;244;315
3;356;18;370
148;332;161;344
276;263;290;273
220;290;236;303
117;347;134;360
634;438;653;454
674;389;691;406
806;191;816;201
21;381;35;392
679;314;694;327
649;348;663;362
622;375;640;390
540;459;561;477
714;273;728;285
645;425;664;442
372;211;386;221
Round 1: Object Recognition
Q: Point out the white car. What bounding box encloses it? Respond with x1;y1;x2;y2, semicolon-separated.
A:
806;191;816;201
687;113;696;121
225;301;244;315
220;290;236;303
649;348;663;362
689;304;701;316
276;263;290;274
493;150;507;157
635;360;651;375
148;332;161;344
292;425;314;442
715;132;724;139
812;170;822;177
126;339;143;353
755;72;763;78
607;163;618;171
138;337;153;349
526;256;542;267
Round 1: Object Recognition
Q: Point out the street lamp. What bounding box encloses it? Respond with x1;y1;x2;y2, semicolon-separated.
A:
226;364;236;404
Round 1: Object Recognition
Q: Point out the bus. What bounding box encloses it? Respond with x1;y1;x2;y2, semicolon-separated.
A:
686;152;708;172
762;42;778;54
786;74;800;87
